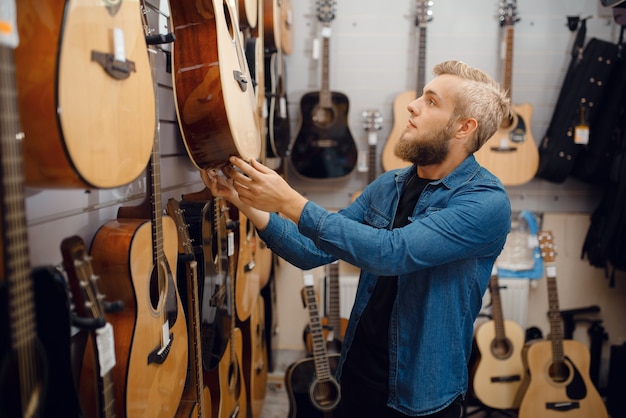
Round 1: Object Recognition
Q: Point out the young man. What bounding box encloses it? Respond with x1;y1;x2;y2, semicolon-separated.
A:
205;60;512;417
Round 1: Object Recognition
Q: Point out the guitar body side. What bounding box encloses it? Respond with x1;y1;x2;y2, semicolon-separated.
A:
90;217;188;418
472;319;525;410
284;353;341;418
473;103;539;185
291;92;357;180
518;339;607;418
382;90;414;172
14;0;154;188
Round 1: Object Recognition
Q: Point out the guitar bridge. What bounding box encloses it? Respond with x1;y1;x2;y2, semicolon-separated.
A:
147;333;173;365
91;51;136;80
546;401;580;411
490;375;521;383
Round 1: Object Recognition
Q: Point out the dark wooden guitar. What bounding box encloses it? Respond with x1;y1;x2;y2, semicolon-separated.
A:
61;235;118;418
382;0;432;172
517;231;608;418
170;0;260;170
473;0;539;186
166;199;213;418
303;261;348;355
13;0;154;189
471;267;525;410
285;273;341;417
89;18;188;416
0;35;82;417
290;0;357;180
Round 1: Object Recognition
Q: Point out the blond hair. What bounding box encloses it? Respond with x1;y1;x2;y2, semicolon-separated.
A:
433;60;511;153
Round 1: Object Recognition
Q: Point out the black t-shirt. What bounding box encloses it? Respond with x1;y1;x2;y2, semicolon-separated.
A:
343;174;430;391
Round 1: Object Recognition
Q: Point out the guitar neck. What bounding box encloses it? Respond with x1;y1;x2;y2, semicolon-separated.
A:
415;25;427;95
488;273;508;343
502;25;514;98
327;261;342;341
319;29;331;108
545;263;565;365
303;276;334;382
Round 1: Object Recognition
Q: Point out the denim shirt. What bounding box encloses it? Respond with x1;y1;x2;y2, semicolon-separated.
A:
258;155;511;416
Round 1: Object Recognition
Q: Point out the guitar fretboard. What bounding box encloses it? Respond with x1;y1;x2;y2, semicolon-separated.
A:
303;280;334;382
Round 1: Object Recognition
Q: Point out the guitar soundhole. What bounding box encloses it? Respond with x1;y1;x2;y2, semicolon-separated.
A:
223;1;234;39
309;379;341;412
491;338;514;360
312;106;335;127
149;265;163;311
548;360;570;383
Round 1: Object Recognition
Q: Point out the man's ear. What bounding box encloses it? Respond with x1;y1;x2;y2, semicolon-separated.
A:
455;117;478;139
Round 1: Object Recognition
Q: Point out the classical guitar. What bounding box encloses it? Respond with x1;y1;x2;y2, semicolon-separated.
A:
473;0;539;186
352;109;383;201
204;197;248;418
13;0;154;189
61;235;118;418
169;0;260;170
89;18;188;416
517;231;608;418
290;0;358;180
303;261;348;355
471;266;525;410
382;0;433;172
0;31;82;416
285;273;341;417
166;199;213;418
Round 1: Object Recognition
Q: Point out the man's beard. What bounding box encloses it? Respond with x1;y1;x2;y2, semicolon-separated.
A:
394;120;455;166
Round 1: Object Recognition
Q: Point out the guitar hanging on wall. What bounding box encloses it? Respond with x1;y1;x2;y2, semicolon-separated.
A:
290;0;358;180
517;231;608;418
353;109;383;201
382;0;433;172
473;0;539;186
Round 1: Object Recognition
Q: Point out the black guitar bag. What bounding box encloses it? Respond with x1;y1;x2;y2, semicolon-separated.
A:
536;21;620;183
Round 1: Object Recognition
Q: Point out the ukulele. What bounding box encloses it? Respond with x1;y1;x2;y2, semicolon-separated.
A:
166;199;213;418
205;197;248;418
0;31;82;417
352;109;383;201
88;16;188;416
285;273;341;417
13;0;154;189
290;0;358;180
61;235;118;418
517;231;608;418
169;0;260;170
382;0;433;172
471;266;525;410
303;261;348;355
473;0;539;186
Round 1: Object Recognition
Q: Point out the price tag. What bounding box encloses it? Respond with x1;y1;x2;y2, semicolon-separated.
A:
574;125;589;145
96;323;117;377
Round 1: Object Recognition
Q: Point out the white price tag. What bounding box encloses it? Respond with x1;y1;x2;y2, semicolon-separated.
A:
95;323;116;377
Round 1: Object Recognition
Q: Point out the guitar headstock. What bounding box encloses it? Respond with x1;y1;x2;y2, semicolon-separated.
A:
166;198;194;257
498;0;520;27
538;230;556;263
61;235;107;322
414;0;434;27
316;0;336;24
362;109;383;133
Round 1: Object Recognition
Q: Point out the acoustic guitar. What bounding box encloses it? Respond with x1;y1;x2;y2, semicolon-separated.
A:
13;0;154;189
382;0;433;172
61;235;118;418
89;19;188;416
517;231;608;418
303;261;348;355
285;273;341;417
473;0;539;186
166;199;213;418
169;0;260;170
241;293;269;418
290;0;357;180
204;197;248;418
471;266;525;410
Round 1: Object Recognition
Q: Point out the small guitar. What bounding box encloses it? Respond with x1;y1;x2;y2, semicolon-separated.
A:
353;109;383;201
303;261;348;355
517;231;608;418
89;16;188;416
285;273;341;417
473;0;539;186
166;199;213;418
382;0;433;172
290;0;357;180
14;0;154;188
170;0;260;169
471;266;525;410
61;235;118;418
0;30;82;416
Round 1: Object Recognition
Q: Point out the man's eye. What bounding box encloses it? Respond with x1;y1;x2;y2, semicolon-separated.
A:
428;99;436;105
